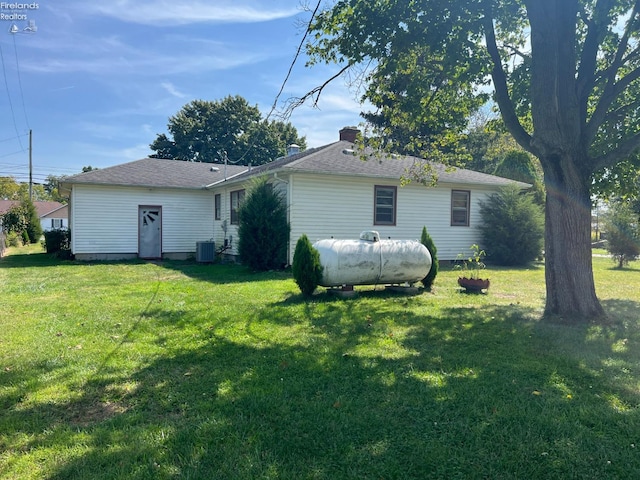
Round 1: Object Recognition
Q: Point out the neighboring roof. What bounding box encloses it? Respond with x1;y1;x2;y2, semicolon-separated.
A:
41;204;68;219
228;140;531;188
59;157;248;191
0;200;18;214
0;200;67;218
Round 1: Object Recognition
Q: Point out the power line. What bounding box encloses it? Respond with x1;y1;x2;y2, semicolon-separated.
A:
233;0;322;164
0;149;25;159
267;0;323;120
0;40;26;152
11;35;30;129
0;133;28;144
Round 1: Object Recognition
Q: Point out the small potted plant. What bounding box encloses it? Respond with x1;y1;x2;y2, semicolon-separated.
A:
455;244;490;292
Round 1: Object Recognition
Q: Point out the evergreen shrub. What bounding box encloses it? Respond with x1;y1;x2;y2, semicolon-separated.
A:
420;226;438;289
237;176;291;271
478;184;544;266
292;234;322;296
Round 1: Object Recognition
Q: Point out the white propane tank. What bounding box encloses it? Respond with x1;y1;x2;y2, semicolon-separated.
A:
313;231;432;287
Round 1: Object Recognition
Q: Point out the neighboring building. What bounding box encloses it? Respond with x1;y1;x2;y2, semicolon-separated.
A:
0;200;68;233
60;128;529;262
36;202;69;231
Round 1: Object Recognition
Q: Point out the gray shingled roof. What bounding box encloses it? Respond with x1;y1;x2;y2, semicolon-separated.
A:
59;158;248;190
229;141;530;187
59;143;529;192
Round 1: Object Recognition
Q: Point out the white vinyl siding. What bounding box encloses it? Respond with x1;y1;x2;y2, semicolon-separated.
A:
40;217;68;232
286;173;494;262
70;184;213;256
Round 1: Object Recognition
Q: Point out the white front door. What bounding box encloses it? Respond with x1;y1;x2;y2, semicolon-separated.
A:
138;206;162;259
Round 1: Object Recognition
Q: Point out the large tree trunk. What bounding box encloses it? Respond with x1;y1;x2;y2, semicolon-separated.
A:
523;0;605;322
542;156;605;321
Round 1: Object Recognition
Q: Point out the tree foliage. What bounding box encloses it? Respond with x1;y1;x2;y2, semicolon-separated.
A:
237;176;290;271
44;175;68;203
0;199;42;243
1;175;65;202
493;150;545;204
150;96;306;166
478;184;544;266
603;200;640;268
305;0;640;321
0;205;27;233
23;198;42;243
1;176;20;200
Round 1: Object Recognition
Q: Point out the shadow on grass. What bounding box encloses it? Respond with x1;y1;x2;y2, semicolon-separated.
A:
604;265;640;273
0;250;149;269
157;259;293;285
4;298;640;479
0;250;289;287
0;250;77;268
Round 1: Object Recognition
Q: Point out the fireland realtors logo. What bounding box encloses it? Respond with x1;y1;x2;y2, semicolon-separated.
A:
1;2;39;33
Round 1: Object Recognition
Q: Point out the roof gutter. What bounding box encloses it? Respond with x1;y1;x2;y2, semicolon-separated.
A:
204;168;250;189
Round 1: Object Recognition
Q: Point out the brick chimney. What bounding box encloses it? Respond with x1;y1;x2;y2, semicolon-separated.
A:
339;126;360;143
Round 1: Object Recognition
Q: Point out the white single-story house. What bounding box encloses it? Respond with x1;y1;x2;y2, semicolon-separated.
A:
0;200;68;232
38;203;69;231
60;127;529;262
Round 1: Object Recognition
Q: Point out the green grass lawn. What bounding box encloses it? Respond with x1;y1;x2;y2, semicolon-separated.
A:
1;245;640;479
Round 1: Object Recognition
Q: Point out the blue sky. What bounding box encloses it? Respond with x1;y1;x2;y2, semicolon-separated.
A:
0;1;365;184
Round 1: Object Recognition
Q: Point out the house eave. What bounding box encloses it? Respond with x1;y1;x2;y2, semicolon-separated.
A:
205;165;532;190
60;180;214;192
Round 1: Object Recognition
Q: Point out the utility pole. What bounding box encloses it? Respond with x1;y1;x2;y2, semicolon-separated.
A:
28;129;33;201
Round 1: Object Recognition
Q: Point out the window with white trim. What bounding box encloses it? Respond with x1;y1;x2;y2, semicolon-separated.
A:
451;190;470;226
214;194;221;220
374;185;397;225
230;189;245;225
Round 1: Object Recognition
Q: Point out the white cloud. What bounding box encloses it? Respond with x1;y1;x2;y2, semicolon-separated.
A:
76;1;299;26
161;82;188;99
22;39;264;76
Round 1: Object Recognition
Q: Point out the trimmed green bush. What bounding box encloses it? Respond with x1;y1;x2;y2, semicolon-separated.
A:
478;184;544;266
237;176;291;271
43;228;71;255
292;234;323;296
420;226;438;289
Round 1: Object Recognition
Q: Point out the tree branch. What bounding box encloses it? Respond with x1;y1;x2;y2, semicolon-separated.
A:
576;0;616;104
281;63;354;120
586;1;640;142
482;3;533;154
593;131;640;170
